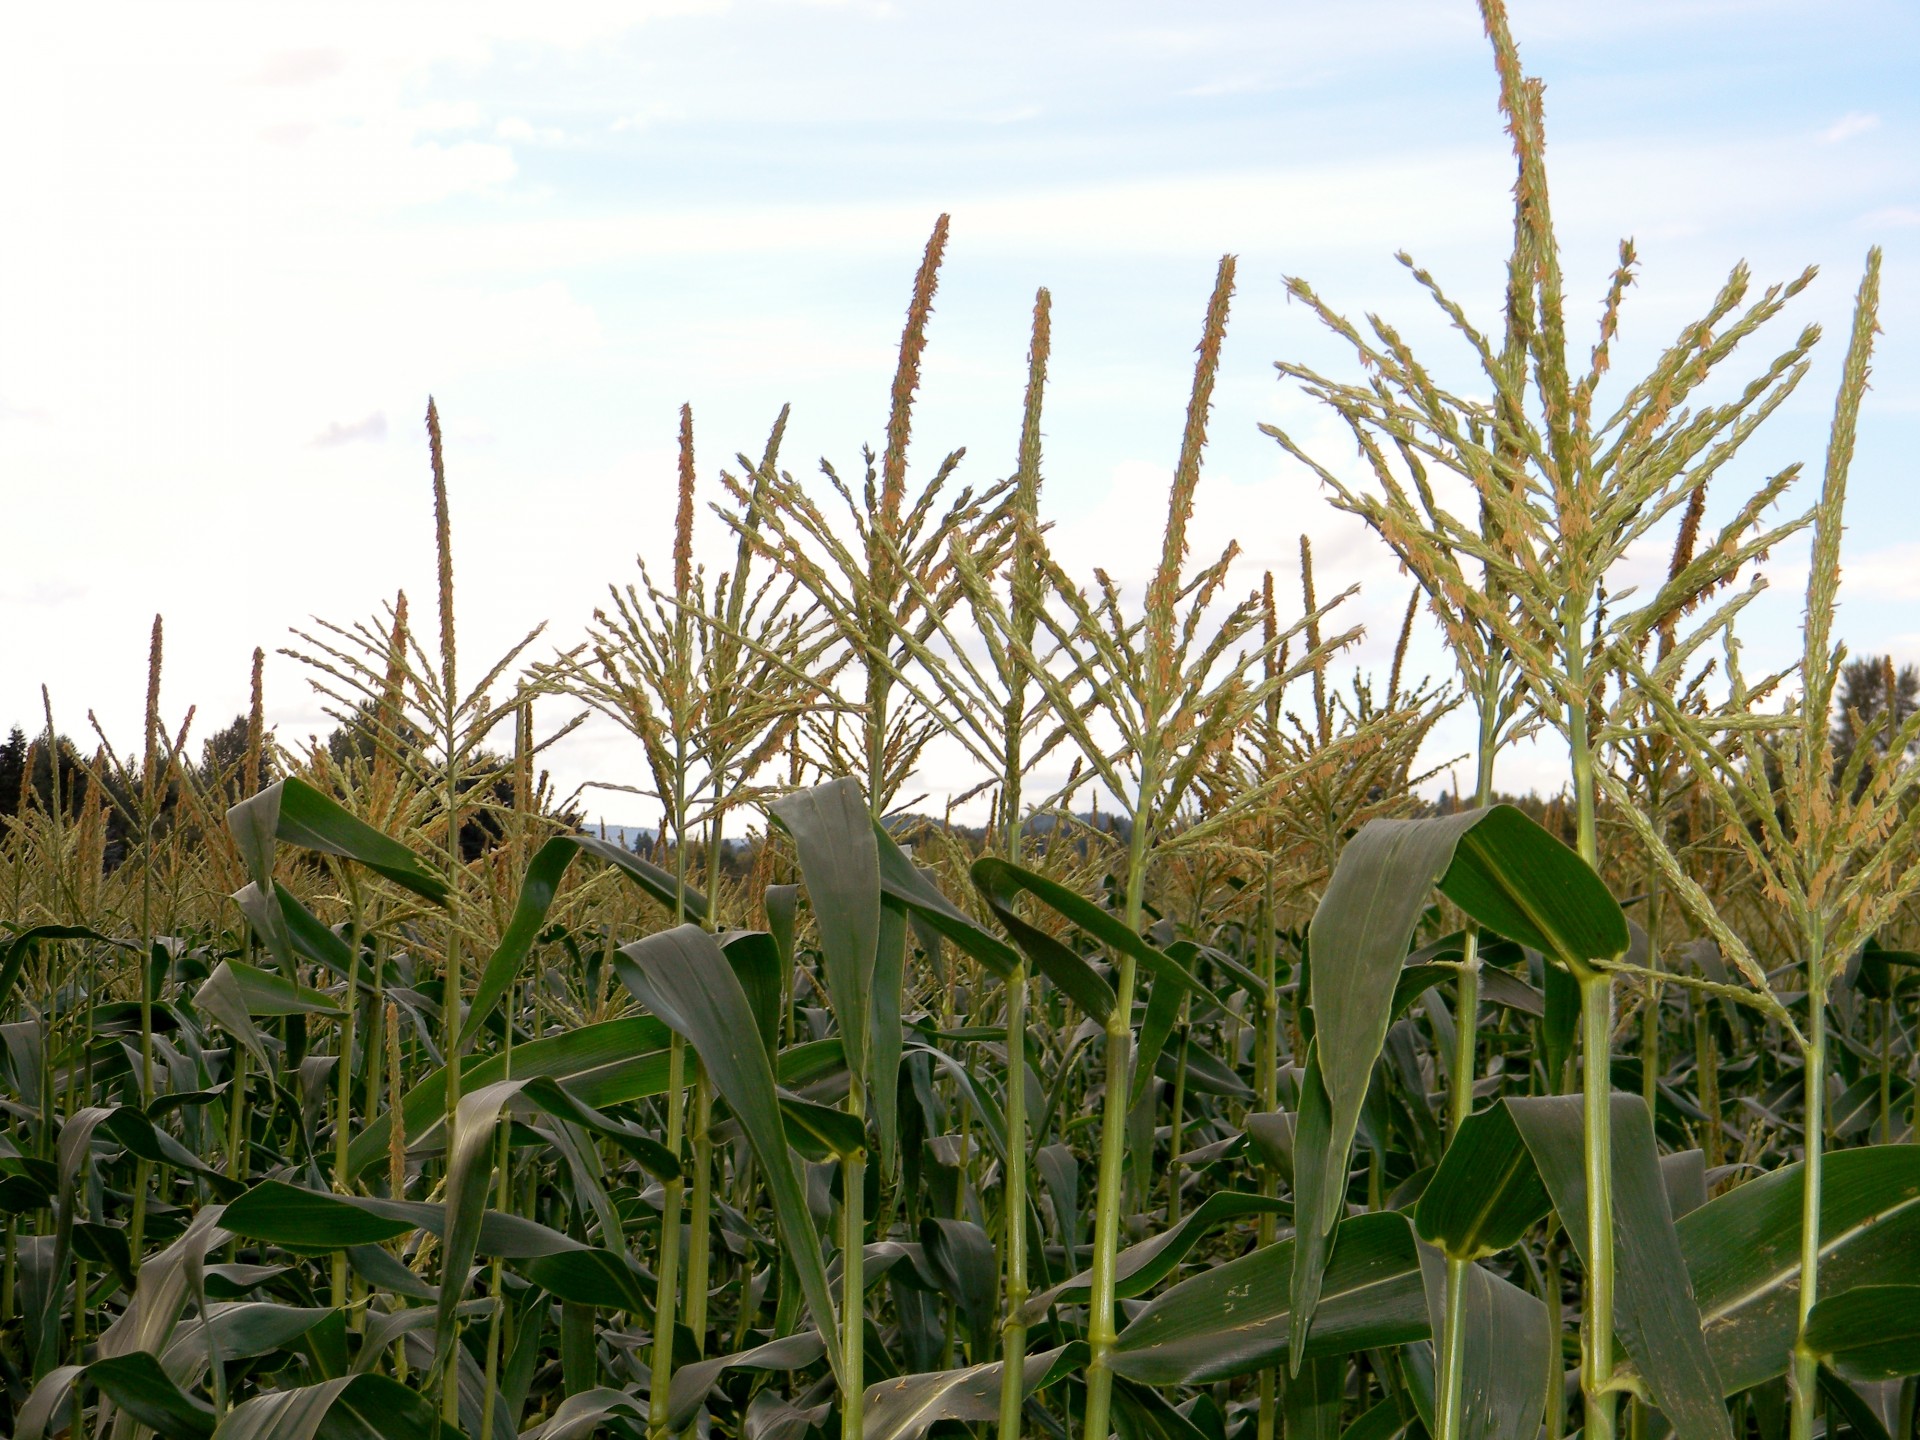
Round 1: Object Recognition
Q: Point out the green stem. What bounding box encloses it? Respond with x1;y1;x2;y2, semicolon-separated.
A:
1436;1254;1473;1440
1545;1229;1565;1440
685;1065;713;1353
440;712;463;1427
1642;870;1663;1115
1695;1007;1722;1173
1580;968;1617;1440
1256;855;1280;1440
650;739;694;1437
334;868;364;1311
1790;925;1828;1440
1451;939;1483;1139
649;1033;687;1440
843;1074;868;1434
997;962;1030;1438
1080;789;1154;1440
1168;997;1190;1223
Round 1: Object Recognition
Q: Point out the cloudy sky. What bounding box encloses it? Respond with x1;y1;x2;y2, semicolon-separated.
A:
3;1;1916;823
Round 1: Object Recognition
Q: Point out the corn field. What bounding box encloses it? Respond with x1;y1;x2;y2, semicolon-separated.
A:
5;6;1919;1439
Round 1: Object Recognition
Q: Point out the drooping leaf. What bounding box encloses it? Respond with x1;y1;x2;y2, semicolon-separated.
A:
723;928;785;1063
1416;1102;1551;1262
769;776;882;1088
227;777;450;905
1804;1285;1920;1382
1111;1211;1429;1387
1506;1093;1729;1440
1023;1190;1291;1322
344;1014;673;1177
1682;1146;1920;1393
616;923;845;1391
462;833;711;1050
210;1372;454;1440
861;1342;1085;1440
919;1217;998;1357
971;856;1202;1005
971;858;1115;1023
666;1329;828;1430
1295;805;1625;1361
0;925;120;1018
1415;1245;1550;1440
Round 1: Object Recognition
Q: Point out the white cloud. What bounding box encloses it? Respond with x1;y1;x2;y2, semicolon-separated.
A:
310;412;389;447
1822;111;1881;143
1848;543;1920;601
497;115;572;146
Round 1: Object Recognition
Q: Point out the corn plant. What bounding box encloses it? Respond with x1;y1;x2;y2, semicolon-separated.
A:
3;7;1919;1440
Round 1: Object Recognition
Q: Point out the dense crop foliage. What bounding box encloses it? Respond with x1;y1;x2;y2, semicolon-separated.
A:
4;6;1918;1439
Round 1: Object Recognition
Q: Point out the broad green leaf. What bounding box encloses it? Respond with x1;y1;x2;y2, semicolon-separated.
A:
521;1386;647;1440
433;1078;527;1380
970;856;1203;1004
516;1075;679;1179
462;833;711;1050
919;1216;997;1356
1415;1245;1550;1440
781;1091;867;1160
1816;1368;1895;1440
1285;1354;1346;1440
229;882;359;985
870;901;908;1170
971;858;1114;1023
344;1014;672;1177
1438;806;1629;964
1131;967;1186;1110
1295;805;1625;1361
1290;1039;1337;1367
0;925;119;1018
1113;1376;1218;1439
15;1365;86;1440
872;817;1019;979
17;1351;215;1440
223;1182;417;1247
769;776;881;1088
1804;1285;1920;1382
196;957;341;1073
1506;1094;1729;1440
224;1179;616;1261
98;1106;247;1201
766;883;799;982
1681;1146;1920;1393
666;1329;827;1430
617;923;845;1391
1111;1211;1429;1386
861;1342;1085;1440
722;928;784;1062
222;1181;650;1314
1022;1190;1291;1322
210;1372;454;1440
1416;1102;1551;1261
462;834;578;1049
227;777;450;905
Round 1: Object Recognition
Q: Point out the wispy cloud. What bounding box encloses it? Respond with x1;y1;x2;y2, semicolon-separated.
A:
1822;111;1880;143
309;412;388;447
497;115;571;146
1846;543;1920;601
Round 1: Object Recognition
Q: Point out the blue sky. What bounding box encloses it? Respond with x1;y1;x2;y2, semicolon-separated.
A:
3;1;1916;817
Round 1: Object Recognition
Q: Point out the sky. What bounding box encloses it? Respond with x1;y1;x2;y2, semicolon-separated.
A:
3;1;1917;827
